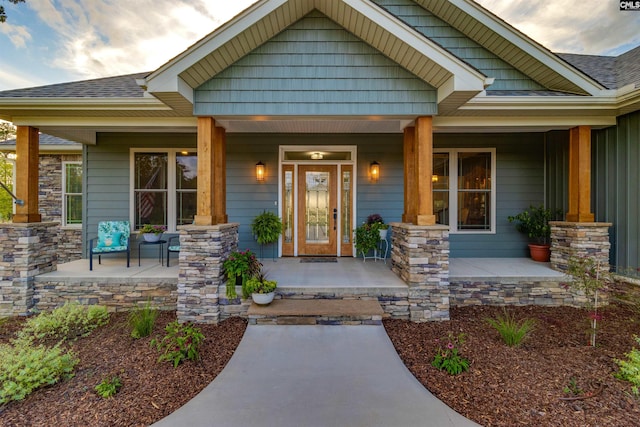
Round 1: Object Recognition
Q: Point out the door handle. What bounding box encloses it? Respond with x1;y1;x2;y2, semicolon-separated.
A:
333;208;337;230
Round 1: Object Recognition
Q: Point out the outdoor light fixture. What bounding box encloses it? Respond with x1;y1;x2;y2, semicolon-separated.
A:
255;161;265;182
432;174;439;182
370;161;380;182
311;152;323;160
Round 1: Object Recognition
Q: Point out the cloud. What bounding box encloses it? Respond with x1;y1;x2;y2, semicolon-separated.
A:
0;22;31;48
476;0;640;55
23;0;256;79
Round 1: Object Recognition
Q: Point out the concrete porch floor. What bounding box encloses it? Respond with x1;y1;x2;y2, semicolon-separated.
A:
37;256;566;285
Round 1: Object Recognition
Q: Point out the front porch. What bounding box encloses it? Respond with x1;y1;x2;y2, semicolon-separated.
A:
32;257;571;320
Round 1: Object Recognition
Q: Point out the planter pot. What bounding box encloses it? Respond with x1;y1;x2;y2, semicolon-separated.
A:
528;243;550;262
379;228;388;240
252;292;275;305
143;233;162;242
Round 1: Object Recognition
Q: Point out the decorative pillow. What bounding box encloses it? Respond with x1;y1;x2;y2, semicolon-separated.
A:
98;232;123;248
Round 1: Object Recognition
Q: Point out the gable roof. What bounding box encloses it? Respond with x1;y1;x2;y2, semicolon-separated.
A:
0;133;81;152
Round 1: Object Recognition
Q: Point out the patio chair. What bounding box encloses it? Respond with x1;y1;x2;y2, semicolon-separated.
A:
89;221;131;270
167;235;180;267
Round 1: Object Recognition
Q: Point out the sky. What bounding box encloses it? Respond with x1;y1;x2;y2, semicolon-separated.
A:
0;0;638;91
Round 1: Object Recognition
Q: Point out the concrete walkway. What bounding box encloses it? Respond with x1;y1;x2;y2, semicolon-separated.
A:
152;325;480;427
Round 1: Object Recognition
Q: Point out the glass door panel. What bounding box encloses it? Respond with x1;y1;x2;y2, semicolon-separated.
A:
297;165;337;255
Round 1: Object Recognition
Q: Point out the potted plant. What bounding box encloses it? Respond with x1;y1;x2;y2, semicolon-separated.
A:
245;269;277;305
366;213;389;239
222;249;261;299
140;224;166;242
251;211;283;245
355;224;381;257
508;205;562;262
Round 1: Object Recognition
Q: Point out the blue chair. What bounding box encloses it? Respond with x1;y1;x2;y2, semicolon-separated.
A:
167;235;180;267
89;221;131;270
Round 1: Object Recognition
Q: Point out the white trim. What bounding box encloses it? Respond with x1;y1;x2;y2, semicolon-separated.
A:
278;145;357;256
61;161;82;228
435;148;496;234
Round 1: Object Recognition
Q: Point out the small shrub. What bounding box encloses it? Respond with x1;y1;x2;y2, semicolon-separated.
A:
432;332;470;375
18;302;109;343
129;301;158;339
151;321;205;368
563;377;584;396
95;375;122;398
0;340;77;404
486;310;535;347
615;335;640;396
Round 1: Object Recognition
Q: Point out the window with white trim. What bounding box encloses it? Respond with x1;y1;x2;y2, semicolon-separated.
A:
131;149;197;232
432;149;496;233
62;161;82;226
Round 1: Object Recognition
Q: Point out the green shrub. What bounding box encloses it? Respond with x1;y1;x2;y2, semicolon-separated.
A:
18;302;109;342
615;335;640;395
151;320;205;368
0;340;77;404
486;310;535;347
95;375;122;398
129;301;158;339
432;332;470;375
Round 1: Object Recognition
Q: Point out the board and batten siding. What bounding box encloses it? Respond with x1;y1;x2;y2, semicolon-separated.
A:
372;0;545;92
83;133;196;258
194;11;437;117
592;111;640;271
435;133;546;258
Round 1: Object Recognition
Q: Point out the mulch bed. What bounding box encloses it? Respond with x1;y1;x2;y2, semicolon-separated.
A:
384;304;640;427
0;304;639;426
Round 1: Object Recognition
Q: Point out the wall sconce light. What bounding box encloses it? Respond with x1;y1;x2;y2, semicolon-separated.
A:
255;161;265;182
370;161;380;182
432;174;439;182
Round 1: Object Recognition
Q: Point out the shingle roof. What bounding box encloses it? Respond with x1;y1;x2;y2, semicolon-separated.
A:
0;72;150;98
558;46;640;90
0;133;81;147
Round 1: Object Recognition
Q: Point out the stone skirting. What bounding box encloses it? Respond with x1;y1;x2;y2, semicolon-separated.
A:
550;221;612;274
57;228;83;264
32;278;177;312
176;223;239;324
0;222;58;317
390;223;450;322
449;278;592;308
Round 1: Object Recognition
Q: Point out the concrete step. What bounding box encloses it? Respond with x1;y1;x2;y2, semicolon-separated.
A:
247;299;384;325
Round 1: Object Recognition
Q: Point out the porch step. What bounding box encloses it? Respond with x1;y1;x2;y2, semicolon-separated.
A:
247;299;384;325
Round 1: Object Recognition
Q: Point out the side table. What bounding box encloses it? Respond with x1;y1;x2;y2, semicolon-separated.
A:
138;239;166;266
362;238;389;263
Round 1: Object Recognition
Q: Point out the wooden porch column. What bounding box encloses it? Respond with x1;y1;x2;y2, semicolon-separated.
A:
566;126;594;222
13;126;41;223
415;116;436;225
402;126;417;223
194;117;227;225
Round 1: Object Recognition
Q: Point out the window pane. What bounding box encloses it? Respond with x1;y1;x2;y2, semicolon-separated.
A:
458;152;491;231
176;152;197;190
65;164;82;193
176;191;196;226
65;194;82;224
433;153;449;225
458;192;490;230
458;152;491;190
135;153;167;228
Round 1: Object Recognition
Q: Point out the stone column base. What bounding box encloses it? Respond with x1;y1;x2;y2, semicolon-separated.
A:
550;221;612;273
390;222;450;322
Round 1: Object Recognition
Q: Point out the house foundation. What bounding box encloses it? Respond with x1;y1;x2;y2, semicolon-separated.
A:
176;223;238;324
390;223;450;322
0;222;58;316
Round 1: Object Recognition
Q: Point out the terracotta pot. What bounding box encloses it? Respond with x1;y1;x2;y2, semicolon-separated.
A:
528;243;550;262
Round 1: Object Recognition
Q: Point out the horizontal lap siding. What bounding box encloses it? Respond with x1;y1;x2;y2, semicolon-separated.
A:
373;0;545;91
435;133;545;257
194;12;437;117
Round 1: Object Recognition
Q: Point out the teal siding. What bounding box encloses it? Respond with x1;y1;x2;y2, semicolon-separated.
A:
84;132;547;259
436;134;546;258
373;0;546;91
194;12;437;116
545;130;569;215
592;112;640;271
